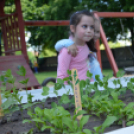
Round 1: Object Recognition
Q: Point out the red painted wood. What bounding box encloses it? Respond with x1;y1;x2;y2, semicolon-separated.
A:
0;0;40;91
0;55;40;90
10;15;15;50
0;0;5;15
24;12;134;26
0;14;17;20
96;12;134;18
15;0;28;62
95;40;102;71
100;24;118;76
1;14;21;55
1;21;9;55
6;18;13;51
12;14;20;50
2;49;22;53
25;20;69;26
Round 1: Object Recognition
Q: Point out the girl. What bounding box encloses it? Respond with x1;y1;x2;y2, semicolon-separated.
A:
57;10;95;82
56;16;103;81
55;17;100;56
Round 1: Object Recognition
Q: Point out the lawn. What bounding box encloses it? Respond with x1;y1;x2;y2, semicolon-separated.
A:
34;71;57;84
34;69;124;84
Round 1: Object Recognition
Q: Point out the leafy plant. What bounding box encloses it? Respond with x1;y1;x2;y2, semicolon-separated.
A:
1;67;134;133
23;106;91;134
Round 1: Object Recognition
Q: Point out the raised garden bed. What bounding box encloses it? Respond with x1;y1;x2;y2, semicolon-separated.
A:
0;90;134;134
1;67;134;134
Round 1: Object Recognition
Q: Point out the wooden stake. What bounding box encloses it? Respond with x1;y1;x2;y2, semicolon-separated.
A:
0;91;3;117
71;69;82;120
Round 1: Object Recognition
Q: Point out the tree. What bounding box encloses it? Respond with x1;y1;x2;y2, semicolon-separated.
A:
77;0;134;51
4;0;134;54
21;0;80;53
4;0;80;53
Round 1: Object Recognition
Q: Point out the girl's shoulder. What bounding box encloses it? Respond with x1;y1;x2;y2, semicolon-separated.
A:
59;47;72;58
60;47;68;53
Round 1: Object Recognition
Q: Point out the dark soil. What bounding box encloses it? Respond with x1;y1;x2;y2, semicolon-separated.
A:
0;90;134;134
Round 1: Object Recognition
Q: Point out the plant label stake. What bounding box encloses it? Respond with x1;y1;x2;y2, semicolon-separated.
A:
71;69;82;120
0;92;3;117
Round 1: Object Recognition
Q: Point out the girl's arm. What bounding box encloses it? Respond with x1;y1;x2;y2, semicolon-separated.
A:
55;39;74;52
57;48;71;81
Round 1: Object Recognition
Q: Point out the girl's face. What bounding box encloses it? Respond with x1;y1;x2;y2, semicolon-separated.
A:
71;15;94;45
94;20;100;42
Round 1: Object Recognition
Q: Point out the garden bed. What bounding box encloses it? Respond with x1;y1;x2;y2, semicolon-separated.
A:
0;89;133;134
1;67;134;134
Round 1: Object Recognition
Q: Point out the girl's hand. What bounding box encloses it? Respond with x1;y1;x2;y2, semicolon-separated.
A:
67;44;78;57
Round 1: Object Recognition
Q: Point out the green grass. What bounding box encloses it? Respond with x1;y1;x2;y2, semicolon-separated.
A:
34;69;124;84
34;71;57;84
102;68;123;76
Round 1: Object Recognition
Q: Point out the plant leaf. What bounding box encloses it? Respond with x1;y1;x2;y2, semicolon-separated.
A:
80;115;89;130
42;86;49;96
19;78;29;84
126;121;134;126
102;116;118;132
17;66;26;76
83;129;92;134
62;117;73;131
57;78;64;84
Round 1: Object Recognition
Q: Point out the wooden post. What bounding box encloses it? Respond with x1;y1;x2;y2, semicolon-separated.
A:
71;69;82;120
100;24;119;76
94;12;102;71
95;39;102;71
0;0;5;15
15;0;29;63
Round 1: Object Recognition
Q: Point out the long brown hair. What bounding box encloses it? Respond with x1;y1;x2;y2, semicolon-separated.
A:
69;10;97;52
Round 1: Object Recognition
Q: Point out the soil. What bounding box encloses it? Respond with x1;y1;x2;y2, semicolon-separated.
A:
0;90;134;134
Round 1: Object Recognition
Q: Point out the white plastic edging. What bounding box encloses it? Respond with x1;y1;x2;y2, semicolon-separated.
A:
104;125;134;134
2;76;134;104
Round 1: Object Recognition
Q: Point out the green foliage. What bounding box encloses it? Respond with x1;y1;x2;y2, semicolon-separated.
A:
1;67;134;133
23;106;89;133
42;86;50;96
3;0;80;52
0;66;37;117
21;0;80;52
4;0;134;52
101;116;118;132
77;0;134;49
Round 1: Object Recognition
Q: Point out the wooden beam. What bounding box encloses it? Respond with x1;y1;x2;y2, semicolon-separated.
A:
24;12;134;26
1;21;9;55
0;13;17;18
15;0;29;62
0;55;40;90
25;20;69;26
2;49;22;53
96;12;134;18
0;0;5;15
95;40;102;71
100;24;118;76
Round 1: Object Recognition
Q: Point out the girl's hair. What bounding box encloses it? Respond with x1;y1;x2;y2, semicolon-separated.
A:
69;10;97;52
